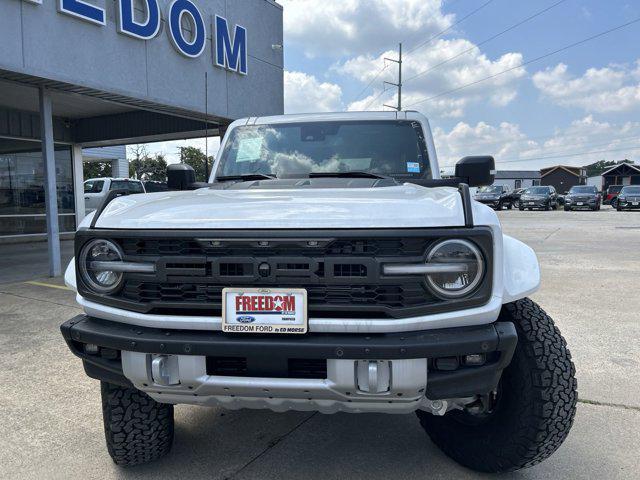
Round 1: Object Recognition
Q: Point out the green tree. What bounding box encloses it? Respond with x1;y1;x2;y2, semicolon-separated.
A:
128;145;168;181
179;146;214;182
584;159;633;177
83;161;112;180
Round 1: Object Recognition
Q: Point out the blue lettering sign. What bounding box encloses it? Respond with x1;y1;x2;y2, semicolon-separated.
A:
117;0;161;40
215;15;248;75
57;0;105;26
167;0;206;58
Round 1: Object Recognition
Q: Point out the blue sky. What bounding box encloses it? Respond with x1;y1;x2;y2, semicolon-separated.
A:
148;0;640;171
280;0;640;169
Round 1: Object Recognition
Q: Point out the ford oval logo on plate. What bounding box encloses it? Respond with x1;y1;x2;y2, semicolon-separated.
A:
236;315;256;323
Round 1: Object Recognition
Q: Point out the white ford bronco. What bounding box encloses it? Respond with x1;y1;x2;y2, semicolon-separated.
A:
61;111;577;472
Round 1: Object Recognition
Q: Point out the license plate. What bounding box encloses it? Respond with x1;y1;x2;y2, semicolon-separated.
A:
577;202;584;206
222;288;308;334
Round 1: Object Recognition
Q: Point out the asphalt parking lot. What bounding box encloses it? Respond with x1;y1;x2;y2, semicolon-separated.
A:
1;206;639;480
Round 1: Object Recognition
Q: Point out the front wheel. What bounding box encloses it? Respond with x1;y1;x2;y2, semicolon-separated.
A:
416;298;577;473
101;382;174;466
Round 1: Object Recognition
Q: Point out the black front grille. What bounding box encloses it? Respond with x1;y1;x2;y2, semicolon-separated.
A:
121;237;432;257
121;281;431;316
76;229;494;319
205;356;327;379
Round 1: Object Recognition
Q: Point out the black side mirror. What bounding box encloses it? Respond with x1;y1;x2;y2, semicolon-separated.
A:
455;156;495;187
167;164;196;190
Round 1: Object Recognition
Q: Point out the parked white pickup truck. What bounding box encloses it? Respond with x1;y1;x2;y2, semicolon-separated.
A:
61;111;576;472
83;177;145;214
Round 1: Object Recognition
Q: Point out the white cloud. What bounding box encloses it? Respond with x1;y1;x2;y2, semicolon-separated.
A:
341;38;526;116
284;70;343;113
280;0;453;57
532;62;640;112
433;115;640;169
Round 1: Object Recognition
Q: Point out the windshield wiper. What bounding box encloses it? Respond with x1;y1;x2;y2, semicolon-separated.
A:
308;171;391;180
215;173;277;182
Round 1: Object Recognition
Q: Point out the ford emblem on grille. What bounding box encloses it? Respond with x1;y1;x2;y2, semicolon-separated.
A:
236;315;256;323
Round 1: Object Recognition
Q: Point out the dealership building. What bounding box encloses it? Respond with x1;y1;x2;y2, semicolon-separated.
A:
0;0;283;275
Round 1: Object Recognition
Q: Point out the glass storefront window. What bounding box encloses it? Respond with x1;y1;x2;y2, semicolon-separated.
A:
0;139;75;236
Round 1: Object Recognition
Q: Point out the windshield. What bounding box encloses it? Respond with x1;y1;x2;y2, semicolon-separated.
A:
621;186;640;194
608;185;623;193
215;121;431;180
525;187;550;195
477;186;503;194
83;180;104;193
110;180;144;193
569;186;596;194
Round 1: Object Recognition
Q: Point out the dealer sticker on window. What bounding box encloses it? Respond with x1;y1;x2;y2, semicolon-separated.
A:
222;288;308;334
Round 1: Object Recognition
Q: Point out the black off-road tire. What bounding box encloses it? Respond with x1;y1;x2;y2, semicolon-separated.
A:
417;298;577;473
101;382;174;466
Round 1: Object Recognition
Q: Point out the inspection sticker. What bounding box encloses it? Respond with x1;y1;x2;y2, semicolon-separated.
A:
406;162;421;173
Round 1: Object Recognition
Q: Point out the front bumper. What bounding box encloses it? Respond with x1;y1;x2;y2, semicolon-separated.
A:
565;198;597;208
61;315;517;414
617;200;640;209
521;199;550;208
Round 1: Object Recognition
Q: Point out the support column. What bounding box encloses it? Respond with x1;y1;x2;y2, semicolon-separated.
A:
39;87;61;277
72;144;86;227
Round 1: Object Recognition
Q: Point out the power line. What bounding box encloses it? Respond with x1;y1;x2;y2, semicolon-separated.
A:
350;0;496;106
347;64;392;106
452;132;640;151
362;86;392;110
405;0;496;56
403;0;568;84
404;16;640;108
496;145;640;165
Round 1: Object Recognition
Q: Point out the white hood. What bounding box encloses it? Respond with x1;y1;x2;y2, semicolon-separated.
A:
94;184;477;230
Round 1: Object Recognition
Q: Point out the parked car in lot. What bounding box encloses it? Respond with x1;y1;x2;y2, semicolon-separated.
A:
604;184;623;207
563;185;601;211
83;178;146;214
518;186;559;210
62;111;576;473
510;187;526;208
473;184;513;210
616;186;640;210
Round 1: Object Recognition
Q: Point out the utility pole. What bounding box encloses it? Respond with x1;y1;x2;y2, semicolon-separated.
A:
384;42;402;111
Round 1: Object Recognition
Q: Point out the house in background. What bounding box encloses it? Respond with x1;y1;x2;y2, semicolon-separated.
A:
540;166;587;193
493;170;541;190
600;163;640;191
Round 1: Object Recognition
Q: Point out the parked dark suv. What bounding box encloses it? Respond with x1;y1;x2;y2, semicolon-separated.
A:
519;186;558;210
564;185;601;211
616;186;640;210
604;185;623;207
474;185;513;210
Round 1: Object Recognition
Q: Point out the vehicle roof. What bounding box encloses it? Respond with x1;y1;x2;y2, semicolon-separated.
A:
232;110;429;127
84;177;142;182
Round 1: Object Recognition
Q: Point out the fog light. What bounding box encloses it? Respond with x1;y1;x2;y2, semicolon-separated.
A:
83;344;99;355
463;353;486;366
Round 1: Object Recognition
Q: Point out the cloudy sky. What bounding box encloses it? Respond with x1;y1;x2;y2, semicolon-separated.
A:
146;0;640;171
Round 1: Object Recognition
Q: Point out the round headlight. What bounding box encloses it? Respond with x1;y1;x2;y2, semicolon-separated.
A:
425;239;484;299
79;239;124;294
